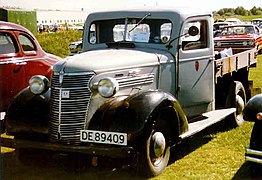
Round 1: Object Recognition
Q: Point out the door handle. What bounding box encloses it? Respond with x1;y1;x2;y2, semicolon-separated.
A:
15;61;27;65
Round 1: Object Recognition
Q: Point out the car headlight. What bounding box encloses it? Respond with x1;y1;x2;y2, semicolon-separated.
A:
242;41;248;46
98;77;119;98
248;41;254;46
29;75;49;95
216;42;221;47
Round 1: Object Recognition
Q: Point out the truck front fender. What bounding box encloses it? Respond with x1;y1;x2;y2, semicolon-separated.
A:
5;87;50;136
89;90;188;144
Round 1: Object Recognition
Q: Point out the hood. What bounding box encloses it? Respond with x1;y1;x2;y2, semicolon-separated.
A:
214;34;256;41
54;49;163;74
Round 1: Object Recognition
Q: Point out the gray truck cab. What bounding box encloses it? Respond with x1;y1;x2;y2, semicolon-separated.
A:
80;8;215;118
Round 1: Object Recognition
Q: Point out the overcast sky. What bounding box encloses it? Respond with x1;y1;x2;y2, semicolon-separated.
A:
0;0;261;12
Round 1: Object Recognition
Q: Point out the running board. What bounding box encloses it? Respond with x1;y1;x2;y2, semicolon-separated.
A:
179;108;236;140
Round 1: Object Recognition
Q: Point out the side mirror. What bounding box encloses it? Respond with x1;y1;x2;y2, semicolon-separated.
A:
188;26;199;36
166;25;200;50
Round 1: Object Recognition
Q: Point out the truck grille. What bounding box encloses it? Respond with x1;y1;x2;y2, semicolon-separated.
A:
49;72;95;144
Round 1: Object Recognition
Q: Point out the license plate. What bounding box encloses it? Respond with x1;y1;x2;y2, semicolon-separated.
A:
80;130;127;146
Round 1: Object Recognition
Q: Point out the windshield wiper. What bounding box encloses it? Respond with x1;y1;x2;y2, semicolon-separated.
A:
128;13;151;33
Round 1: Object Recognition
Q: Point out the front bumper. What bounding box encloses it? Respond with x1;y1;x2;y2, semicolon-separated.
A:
246;147;262;164
0;136;135;158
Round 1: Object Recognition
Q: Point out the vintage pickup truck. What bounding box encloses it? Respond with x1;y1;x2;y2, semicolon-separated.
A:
0;21;62;126
1;7;258;177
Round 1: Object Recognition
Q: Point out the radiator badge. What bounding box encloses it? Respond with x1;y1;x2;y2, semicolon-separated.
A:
61;90;70;98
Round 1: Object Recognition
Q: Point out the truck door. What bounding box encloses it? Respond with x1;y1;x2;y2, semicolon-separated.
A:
178;16;215;119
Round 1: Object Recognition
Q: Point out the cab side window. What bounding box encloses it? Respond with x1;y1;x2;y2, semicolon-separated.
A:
0;32;18;54
182;20;208;51
18;34;36;51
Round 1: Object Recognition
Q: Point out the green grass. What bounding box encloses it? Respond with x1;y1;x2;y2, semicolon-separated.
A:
36;30;82;58
249;55;262;88
151;121;254;179
214;15;262;21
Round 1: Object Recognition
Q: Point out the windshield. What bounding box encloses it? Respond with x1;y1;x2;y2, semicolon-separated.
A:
88;18;172;44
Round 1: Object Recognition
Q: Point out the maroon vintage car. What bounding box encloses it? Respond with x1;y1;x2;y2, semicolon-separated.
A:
214;24;262;55
0;21;62;116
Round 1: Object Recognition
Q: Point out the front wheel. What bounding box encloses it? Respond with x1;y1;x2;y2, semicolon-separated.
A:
137;130;170;177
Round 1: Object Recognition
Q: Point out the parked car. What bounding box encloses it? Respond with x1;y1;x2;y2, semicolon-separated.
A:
251;18;262;26
224;18;242;24
214;24;262;55
213;21;231;37
0;21;62;118
243;94;262;175
68;38;82;55
258;23;262;33
68;25;84;31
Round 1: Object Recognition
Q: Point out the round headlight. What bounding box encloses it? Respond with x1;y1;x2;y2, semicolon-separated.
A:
98;77;119;98
29;75;49;95
248;41;254;46
216;42;221;47
242;41;248;46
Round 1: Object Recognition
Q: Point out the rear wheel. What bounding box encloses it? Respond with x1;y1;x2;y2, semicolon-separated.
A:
227;81;246;127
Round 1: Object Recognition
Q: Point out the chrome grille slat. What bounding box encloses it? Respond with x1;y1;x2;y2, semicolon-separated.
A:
49;71;95;144
51;88;92;100
216;41;253;47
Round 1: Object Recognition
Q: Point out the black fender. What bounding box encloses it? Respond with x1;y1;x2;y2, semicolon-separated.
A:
89;89;188;145
249;121;262;150
243;93;262;122
5;87;50;137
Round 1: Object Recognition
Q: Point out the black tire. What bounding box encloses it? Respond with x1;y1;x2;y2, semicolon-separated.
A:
137;130;170;177
136;106;173;177
227;81;246;127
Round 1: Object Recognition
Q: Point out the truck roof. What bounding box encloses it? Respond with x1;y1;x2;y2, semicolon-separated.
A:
87;6;212;21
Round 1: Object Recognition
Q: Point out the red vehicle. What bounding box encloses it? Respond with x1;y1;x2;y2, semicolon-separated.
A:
214;24;262;55
0;21;62;115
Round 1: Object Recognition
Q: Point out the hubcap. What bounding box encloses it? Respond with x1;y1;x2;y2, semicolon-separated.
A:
152;132;166;158
236;94;245;114
236;94;245;121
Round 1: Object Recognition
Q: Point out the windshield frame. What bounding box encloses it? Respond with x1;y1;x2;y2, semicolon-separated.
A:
86;17;173;45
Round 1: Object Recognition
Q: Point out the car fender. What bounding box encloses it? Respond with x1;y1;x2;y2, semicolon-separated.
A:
243;93;262;122
5;87;50;136
88;89;188;145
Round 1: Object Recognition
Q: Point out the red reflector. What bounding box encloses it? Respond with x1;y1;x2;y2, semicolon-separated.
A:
257;112;262;120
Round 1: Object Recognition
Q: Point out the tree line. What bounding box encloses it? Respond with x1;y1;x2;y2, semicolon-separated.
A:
214;6;262;16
